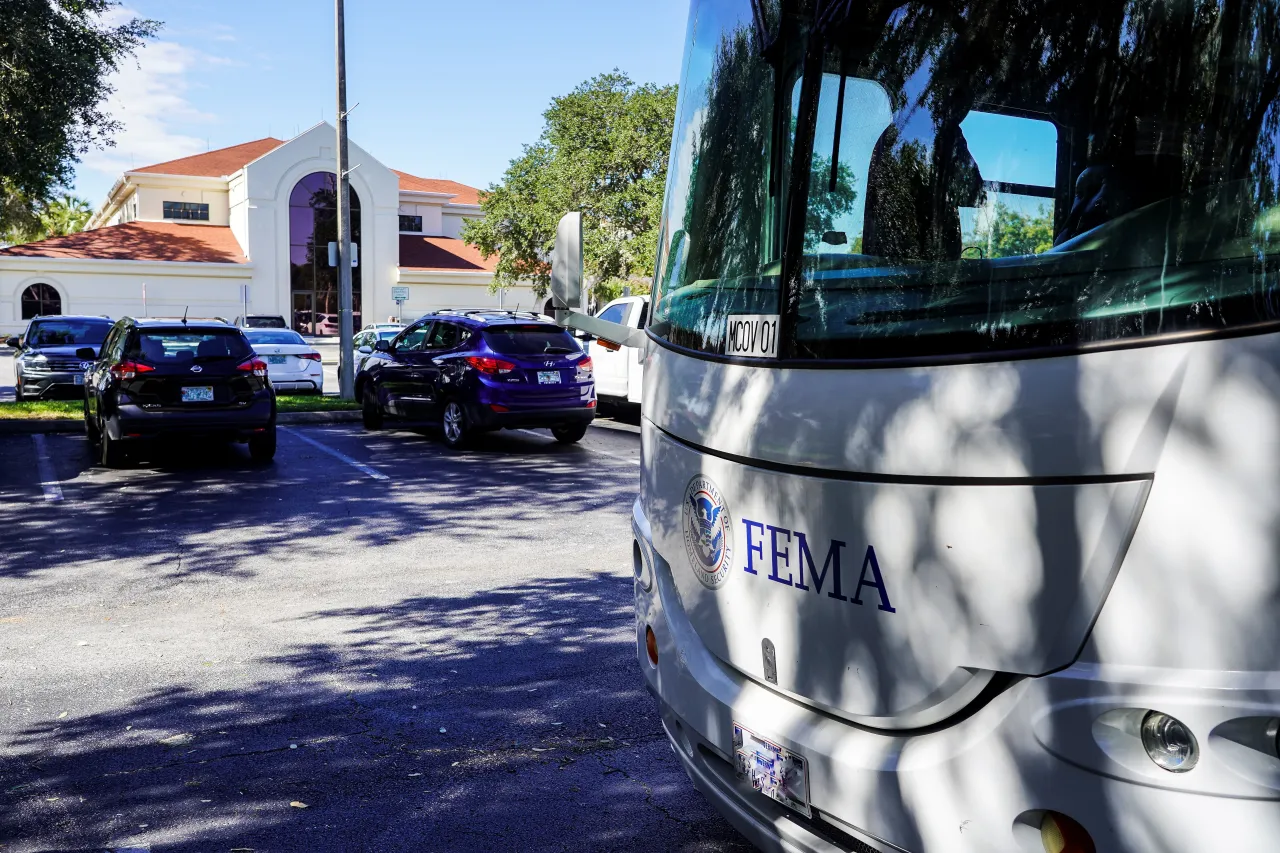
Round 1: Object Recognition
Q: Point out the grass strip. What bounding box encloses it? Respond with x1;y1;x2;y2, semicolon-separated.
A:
0;395;359;420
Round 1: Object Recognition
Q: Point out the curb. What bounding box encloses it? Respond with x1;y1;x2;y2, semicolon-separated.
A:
278;410;361;425
0;409;361;435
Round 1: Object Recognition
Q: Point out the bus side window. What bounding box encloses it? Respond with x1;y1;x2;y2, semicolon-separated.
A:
957;111;1059;258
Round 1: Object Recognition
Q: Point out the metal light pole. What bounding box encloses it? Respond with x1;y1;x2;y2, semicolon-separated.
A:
335;0;355;400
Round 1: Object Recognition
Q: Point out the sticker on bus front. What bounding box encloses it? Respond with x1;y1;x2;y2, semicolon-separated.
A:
733;722;811;818
725;314;779;358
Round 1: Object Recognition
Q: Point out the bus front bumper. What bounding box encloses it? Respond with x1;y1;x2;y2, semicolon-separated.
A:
634;498;1280;853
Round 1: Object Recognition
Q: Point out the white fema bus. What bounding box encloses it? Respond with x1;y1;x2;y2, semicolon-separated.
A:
554;1;1280;850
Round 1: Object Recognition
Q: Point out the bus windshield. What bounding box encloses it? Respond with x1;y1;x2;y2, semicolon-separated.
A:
651;0;1280;361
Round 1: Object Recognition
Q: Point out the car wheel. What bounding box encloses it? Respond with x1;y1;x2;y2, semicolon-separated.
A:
248;427;277;463
362;384;383;430
441;399;469;449
551;423;589;444
100;426;127;469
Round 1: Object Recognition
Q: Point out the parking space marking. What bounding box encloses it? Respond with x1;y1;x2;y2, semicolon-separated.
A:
515;428;640;467
281;426;389;480
31;434;64;502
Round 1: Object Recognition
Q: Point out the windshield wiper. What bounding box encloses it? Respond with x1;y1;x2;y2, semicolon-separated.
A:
541;346;577;354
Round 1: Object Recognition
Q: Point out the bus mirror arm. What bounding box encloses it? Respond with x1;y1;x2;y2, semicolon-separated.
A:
558;310;646;349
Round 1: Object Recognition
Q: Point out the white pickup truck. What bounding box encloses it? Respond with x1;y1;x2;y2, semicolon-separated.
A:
586;294;648;406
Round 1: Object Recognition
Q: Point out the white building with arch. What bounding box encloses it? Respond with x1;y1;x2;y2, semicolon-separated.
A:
0;123;533;335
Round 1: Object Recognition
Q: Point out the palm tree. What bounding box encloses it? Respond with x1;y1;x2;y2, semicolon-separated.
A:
39;194;92;237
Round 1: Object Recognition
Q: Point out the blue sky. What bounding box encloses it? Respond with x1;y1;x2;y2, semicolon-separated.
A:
76;0;690;205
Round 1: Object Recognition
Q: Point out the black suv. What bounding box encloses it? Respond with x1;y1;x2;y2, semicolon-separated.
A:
83;318;277;467
7;315;113;401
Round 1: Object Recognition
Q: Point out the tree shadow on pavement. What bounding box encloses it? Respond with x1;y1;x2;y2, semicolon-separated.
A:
0;574;751;853
0;428;636;583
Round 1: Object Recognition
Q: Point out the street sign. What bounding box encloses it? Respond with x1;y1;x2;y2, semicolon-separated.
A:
327;242;359;268
392;286;409;304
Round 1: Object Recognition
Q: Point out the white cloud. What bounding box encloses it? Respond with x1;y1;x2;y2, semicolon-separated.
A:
79;36;221;179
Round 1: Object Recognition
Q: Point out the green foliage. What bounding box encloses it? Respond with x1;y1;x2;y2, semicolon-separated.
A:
0;1;157;196
0;0;156;239
463;72;677;301
40;194;93;237
0;180;43;244
2;192;94;245
971;202;1055;258
805;155;859;252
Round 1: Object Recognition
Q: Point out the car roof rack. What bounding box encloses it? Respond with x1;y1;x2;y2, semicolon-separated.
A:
434;308;548;321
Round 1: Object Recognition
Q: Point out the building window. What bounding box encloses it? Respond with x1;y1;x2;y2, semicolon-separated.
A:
289;172;362;336
399;215;423;233
163;201;210;221
21;283;61;319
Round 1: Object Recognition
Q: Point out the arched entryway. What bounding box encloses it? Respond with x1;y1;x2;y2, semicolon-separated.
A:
21;283;61;319
289;172;361;335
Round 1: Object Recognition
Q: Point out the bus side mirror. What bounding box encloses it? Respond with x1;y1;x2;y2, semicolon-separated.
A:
551;211;583;321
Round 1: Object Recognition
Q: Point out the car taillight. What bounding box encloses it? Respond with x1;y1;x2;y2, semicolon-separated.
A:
466;356;515;375
297;352;322;361
110;361;154;380
576;356;593;381
237;357;269;377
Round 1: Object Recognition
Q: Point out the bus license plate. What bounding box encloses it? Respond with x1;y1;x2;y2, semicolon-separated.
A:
733;722;811;818
268;355;287;364
182;386;214;403
537;371;561;385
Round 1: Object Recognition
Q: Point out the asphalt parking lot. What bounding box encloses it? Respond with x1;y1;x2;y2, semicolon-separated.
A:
0;419;750;852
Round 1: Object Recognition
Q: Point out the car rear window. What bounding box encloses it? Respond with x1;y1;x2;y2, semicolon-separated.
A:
27;321;111;346
481;325;581;355
129;329;253;364
244;316;287;328
247;330;306;345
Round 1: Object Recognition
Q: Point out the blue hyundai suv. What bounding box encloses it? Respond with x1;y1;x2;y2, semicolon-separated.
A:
357;310;595;447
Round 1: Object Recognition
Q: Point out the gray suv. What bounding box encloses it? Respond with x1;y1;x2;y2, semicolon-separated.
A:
7;315;113;401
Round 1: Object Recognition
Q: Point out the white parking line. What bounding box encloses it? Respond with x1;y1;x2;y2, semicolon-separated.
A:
281;427;389;481
515;428;640;467
31;434;64;502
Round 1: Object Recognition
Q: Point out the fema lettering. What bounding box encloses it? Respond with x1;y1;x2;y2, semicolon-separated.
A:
740;519;896;613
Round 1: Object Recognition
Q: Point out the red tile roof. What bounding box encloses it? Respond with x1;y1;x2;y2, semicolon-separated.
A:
0;222;248;263
130;139;482;207
399;235;496;272
393;170;483;205
132;138;286;177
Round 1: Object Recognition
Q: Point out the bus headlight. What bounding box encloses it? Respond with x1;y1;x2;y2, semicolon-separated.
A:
1141;711;1199;772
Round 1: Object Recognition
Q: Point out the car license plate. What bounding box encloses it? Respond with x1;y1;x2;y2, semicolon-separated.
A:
268;355;287;365
537;371;561;385
733;722;811;818
181;386;214;403
74;374;84;385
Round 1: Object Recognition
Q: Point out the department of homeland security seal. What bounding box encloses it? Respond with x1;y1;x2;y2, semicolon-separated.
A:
682;475;733;589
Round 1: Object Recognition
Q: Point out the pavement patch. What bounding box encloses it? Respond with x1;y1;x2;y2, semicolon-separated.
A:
32;433;64;501
280;426;389;480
